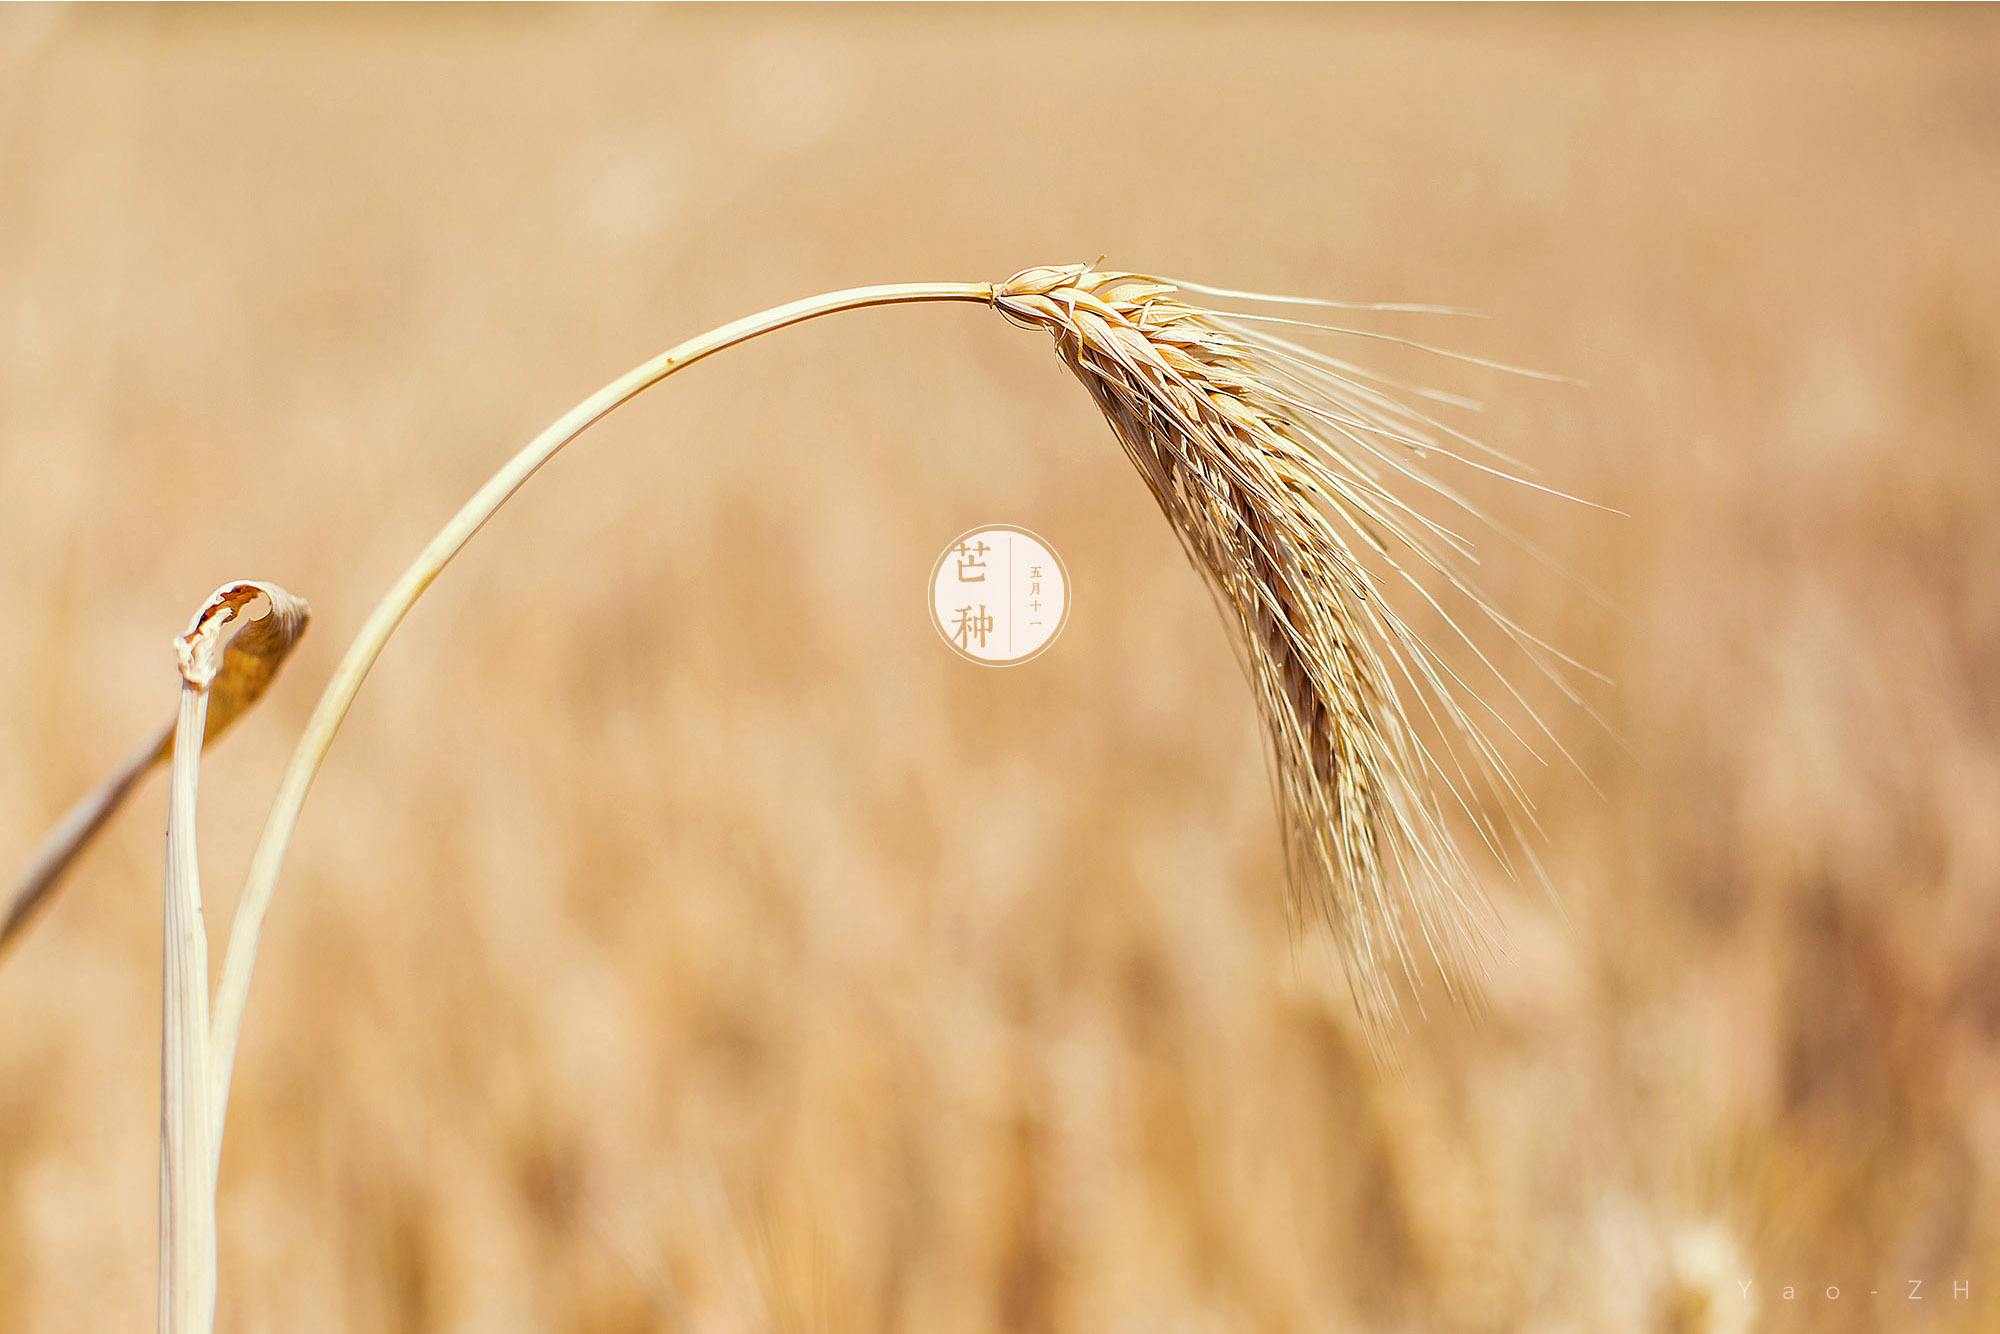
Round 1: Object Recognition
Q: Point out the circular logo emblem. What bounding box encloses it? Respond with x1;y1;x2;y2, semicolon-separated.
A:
928;525;1070;666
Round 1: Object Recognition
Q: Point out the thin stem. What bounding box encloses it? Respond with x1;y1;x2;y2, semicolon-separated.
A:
3;720;170;955
206;280;993;1153
163;664;217;1331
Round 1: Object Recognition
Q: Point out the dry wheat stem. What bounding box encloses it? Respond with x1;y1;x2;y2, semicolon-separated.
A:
161;668;213;1334
156;581;311;1333
161;598;230;1330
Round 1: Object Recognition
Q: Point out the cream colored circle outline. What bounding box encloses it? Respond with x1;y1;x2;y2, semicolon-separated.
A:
927;524;1071;667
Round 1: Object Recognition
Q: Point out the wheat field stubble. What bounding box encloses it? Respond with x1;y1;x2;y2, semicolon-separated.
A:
3;6;1998;1331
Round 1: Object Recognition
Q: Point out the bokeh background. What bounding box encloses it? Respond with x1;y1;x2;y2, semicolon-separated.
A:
4;5;1998;1331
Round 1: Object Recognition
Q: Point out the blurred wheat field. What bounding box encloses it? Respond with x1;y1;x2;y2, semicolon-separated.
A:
4;5;1999;1331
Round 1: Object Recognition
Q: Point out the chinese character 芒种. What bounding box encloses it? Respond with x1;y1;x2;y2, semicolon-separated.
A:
952;604;995;650
954;540;991;582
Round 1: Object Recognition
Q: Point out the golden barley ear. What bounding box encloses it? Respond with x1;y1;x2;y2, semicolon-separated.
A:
996;264;1584;1037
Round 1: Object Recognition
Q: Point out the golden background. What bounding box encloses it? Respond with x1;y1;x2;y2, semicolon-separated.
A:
3;6;1997;1330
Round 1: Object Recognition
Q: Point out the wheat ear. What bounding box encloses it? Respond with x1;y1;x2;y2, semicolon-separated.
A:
995;265;1579;1032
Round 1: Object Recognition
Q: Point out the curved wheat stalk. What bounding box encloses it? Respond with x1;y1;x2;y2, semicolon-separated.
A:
211;264;1575;1094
